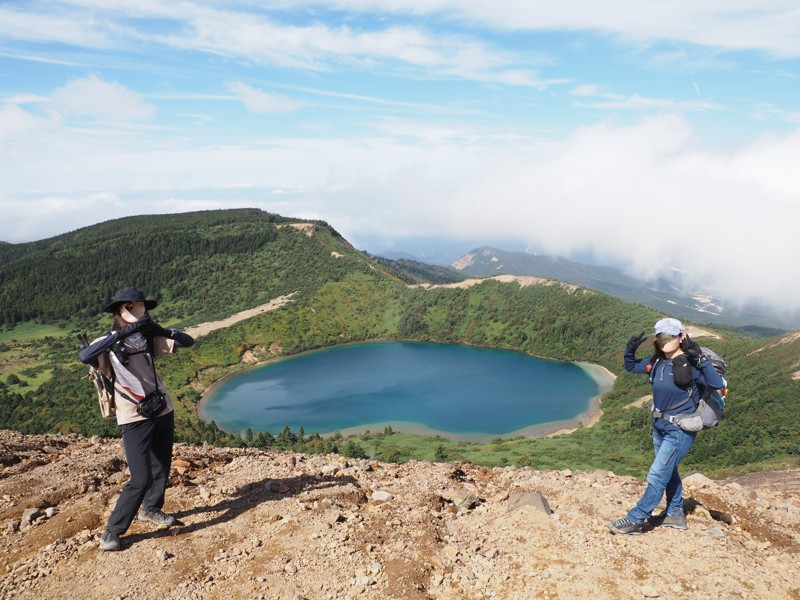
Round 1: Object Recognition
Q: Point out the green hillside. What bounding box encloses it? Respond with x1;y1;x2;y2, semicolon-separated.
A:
0;209;398;328
1;209;797;478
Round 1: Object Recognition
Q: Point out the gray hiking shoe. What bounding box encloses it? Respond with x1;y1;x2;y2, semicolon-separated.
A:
138;509;176;527
99;530;121;552
660;512;688;530
607;517;644;535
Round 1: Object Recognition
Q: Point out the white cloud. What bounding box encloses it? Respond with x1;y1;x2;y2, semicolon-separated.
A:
304;0;800;57
0;4;112;48
0;104;47;139
0;2;554;87
751;103;800;125
167;14;548;86
3;0;800;85
225;82;302;114
0;191;234;243
50;75;156;121
569;85;724;112
570;85;624;99
575;94;723;112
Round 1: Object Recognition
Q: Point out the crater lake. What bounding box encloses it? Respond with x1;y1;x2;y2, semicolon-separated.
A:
199;341;614;442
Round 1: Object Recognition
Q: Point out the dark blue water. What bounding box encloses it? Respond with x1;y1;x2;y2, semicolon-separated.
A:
200;341;601;439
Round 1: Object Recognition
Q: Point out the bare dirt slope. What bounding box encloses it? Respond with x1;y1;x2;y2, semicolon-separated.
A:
183;294;297;339
1;431;798;600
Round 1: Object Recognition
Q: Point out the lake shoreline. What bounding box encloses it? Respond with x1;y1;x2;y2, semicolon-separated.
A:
198;340;618;442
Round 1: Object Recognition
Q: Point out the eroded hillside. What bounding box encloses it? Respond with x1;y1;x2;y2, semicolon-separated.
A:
1;431;798;599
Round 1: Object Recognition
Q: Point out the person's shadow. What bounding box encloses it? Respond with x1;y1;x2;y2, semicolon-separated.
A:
123;473;360;548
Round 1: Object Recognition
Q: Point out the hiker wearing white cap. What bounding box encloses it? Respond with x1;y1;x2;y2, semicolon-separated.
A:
607;317;725;535
78;287;194;551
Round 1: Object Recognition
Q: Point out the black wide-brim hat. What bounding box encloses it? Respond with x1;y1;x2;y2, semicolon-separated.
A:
103;287;158;313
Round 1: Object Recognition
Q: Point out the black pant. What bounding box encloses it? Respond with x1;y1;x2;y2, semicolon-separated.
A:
106;411;174;535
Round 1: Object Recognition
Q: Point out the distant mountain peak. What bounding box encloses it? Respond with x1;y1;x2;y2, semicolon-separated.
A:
447;245;793;330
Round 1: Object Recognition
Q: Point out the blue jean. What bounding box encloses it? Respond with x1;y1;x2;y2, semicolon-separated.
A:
627;426;696;524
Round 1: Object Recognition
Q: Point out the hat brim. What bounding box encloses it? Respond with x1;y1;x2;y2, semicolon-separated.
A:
655;330;681;336
103;299;158;313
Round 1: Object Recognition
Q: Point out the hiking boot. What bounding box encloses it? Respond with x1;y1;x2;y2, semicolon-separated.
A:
649;511;689;530
607;516;644;535
138;509;176;527
661;512;688;530
99;530;121;552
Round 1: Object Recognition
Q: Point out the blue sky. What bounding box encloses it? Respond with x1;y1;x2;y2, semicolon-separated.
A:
1;1;799;312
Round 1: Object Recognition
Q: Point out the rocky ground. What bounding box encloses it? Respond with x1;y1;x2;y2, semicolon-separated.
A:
1;430;798;599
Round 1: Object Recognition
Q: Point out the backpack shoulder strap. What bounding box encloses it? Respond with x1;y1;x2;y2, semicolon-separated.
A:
648;358;660;383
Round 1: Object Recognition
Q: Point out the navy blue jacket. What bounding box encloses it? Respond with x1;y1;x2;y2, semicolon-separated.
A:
625;346;725;432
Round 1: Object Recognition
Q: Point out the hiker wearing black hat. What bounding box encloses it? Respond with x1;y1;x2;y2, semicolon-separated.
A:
78;287;194;551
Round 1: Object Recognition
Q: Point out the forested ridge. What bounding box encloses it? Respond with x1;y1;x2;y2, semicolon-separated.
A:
0;209;395;327
1;209;797;478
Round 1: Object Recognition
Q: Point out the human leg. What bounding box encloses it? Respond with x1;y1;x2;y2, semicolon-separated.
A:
141;411;174;512
626;428;696;524
104;419;156;535
664;466;684;512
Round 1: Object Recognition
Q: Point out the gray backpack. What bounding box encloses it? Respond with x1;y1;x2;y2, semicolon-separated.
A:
651;347;728;431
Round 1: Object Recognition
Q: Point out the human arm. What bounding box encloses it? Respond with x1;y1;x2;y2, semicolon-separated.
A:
148;323;194;348
681;336;725;389
77;316;154;366
624;332;652;374
695;357;725;390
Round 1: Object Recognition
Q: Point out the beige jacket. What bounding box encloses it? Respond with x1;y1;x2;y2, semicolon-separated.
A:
106;332;176;425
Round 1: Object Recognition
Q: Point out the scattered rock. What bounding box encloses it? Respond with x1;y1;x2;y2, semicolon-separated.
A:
441;487;479;510
371;490;392;502
506;492;552;515
684;473;717;489
445;520;460;536
108;471;127;485
490;490;510;503
641;584;660;597
20;507;40;529
324;509;343;524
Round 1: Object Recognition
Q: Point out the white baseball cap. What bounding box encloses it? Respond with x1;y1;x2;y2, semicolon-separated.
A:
654;317;683;336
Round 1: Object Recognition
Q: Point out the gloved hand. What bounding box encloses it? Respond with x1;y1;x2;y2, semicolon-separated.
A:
146;323;194;347
680;335;703;361
119;315;154;339
626;331;647;353
146;322;172;338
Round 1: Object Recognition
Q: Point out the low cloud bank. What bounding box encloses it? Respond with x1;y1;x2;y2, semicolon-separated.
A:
2;114;798;315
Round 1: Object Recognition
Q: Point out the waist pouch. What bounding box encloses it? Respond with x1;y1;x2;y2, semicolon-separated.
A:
653;398;722;432
137;390;167;419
